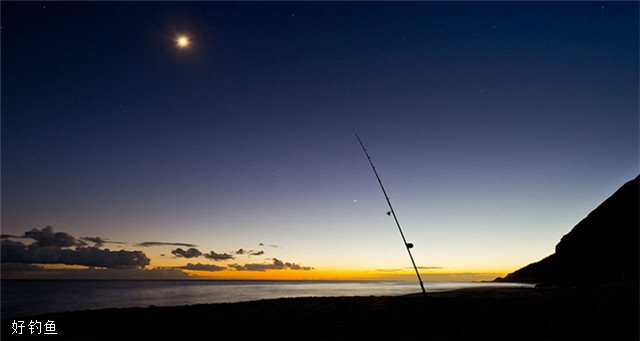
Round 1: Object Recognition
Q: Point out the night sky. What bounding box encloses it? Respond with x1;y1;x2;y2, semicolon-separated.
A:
2;2;638;280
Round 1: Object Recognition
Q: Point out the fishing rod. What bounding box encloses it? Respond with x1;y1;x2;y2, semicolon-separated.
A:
355;134;427;296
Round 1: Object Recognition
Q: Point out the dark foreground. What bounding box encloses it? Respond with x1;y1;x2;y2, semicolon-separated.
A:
3;282;638;340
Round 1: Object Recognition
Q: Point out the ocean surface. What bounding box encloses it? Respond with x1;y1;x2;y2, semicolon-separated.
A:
1;280;533;318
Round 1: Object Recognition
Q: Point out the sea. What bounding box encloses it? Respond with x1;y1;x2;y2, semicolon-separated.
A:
1;280;534;318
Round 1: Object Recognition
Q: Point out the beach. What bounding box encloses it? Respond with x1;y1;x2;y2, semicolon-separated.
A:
3;281;637;340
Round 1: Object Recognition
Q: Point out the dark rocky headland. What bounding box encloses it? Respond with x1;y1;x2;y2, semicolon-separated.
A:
495;176;639;285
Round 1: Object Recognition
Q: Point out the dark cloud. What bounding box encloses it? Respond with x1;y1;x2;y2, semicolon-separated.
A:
82;236;106;247
258;243;264;246
23;226;76;248
81;237;126;248
1;240;150;269
1;265;190;280
228;262;271;272
411;266;443;270
4;229;126;249
258;243;279;248
1;262;44;274
229;258;312;272
203;251;234;261
284;261;312;271
171;248;202;258
177;263;226;272
136;241;198;247
234;248;264;256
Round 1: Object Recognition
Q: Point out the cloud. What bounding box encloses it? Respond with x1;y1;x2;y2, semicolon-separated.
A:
0;227;150;269
23;226;76;248
1;234;23;239
81;236;126;248
203;251;234;261
171;248;203;258
1;239;150;269
229;258;312;272
234;248;264;256
258;243;279;248
136;241;197;247
177;263;227;272
414;266;443;270
283;262;312;271
1;265;190;280
1;262;45;274
80;237;104;247
228;263;271;271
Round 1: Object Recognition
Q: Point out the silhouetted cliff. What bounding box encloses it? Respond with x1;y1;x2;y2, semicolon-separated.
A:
496;176;639;285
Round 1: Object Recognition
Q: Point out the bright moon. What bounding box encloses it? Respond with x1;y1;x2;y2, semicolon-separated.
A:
177;36;190;48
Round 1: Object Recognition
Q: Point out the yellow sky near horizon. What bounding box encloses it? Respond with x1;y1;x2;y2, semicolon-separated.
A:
31;263;509;282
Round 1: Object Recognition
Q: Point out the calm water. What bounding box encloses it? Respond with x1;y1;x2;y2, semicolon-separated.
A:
1;280;533;318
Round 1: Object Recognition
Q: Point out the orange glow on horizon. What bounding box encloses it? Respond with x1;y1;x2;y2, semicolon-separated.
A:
175;268;509;282
146;256;513;281
9;263;510;282
38;264;92;270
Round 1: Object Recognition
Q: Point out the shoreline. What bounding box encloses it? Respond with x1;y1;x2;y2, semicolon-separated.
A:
3;281;637;340
1;280;533;319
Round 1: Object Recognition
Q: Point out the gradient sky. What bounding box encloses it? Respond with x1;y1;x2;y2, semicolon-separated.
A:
2;2;638;280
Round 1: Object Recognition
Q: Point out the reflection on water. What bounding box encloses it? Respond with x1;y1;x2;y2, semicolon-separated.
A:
1;280;533;318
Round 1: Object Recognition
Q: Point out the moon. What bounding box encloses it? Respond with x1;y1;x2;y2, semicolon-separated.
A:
176;36;190;48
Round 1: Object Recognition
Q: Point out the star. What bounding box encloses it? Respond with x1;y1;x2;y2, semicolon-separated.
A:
177;36;190;48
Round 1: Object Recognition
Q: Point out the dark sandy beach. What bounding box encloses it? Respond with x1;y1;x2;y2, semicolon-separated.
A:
3;281;637;340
